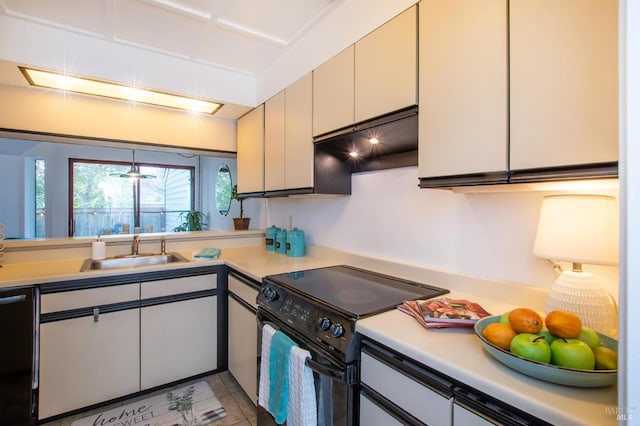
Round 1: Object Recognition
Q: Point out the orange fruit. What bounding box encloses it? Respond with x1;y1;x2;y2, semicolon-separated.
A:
545;310;582;339
482;323;517;350
508;308;543;334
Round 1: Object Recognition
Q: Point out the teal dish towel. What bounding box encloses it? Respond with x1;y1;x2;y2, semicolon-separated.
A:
269;331;298;424
193;247;221;259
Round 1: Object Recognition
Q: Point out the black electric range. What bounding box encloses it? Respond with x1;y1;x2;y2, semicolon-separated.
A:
257;265;449;363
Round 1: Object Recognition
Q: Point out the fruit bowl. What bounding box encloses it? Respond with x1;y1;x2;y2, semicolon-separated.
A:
474;315;617;387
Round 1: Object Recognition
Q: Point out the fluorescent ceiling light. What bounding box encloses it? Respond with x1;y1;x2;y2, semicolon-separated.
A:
19;67;223;115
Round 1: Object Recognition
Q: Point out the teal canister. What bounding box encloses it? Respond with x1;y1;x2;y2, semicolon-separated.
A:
275;228;287;254
286;227;305;257
265;225;280;251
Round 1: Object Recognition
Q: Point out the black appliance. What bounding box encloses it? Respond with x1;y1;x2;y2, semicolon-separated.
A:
256;265;449;425
0;287;38;425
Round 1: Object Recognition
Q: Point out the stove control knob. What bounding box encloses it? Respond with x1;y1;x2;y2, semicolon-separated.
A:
261;287;278;302
330;323;345;338
317;317;331;331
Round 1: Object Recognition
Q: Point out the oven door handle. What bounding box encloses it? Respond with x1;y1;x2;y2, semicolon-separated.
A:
305;358;345;382
259;316;347;382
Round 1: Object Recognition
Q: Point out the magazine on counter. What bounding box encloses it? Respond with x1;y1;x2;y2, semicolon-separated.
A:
397;298;492;329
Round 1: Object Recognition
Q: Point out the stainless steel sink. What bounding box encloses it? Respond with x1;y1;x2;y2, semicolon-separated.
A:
80;252;190;272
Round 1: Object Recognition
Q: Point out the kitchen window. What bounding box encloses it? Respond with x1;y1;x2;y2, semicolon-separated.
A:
69;159;195;237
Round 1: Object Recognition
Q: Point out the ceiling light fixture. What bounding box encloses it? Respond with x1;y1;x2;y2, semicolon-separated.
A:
369;137;379;145
111;150;156;179
19;66;223;114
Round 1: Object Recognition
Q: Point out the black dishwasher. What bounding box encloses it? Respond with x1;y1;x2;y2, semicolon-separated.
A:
0;287;38;425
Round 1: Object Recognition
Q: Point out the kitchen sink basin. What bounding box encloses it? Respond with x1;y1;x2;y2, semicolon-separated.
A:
80;252;190;272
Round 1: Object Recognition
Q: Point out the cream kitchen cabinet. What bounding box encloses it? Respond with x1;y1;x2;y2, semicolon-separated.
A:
38;267;221;420
359;339;454;426
313;6;417;138
264;73;314;193
140;274;218;390
419;0;618;188
38;283;140;419
509;0;618;182
359;339;547;425
264;90;286;191
227;270;259;404
418;0;508;187
354;5;417;123
237;104;265;195
313;45;355;137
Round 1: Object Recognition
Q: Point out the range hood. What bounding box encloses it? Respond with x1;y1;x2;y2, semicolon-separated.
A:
311;106;418;195
263;107;418;197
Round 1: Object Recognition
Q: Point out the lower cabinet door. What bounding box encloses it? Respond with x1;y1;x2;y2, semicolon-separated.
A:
140;296;217;389
359;393;403;426
453;402;494;426
38;309;140;419
228;296;257;403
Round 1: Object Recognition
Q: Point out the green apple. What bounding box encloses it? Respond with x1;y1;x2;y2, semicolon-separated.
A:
550;339;595;370
499;311;511;325
510;333;551;363
538;326;558;345
593;346;618;370
577;327;601;349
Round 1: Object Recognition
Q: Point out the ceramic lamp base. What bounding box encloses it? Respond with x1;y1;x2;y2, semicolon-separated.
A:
545;270;618;337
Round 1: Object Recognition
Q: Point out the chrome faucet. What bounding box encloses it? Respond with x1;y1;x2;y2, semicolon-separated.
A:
131;235;139;256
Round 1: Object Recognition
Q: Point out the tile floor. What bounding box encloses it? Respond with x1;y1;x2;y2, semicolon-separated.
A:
41;371;258;426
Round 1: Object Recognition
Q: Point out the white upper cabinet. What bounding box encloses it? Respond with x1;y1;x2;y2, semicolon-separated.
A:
355;5;417;123
418;0;508;184
264;90;286;191
313;5;418;137
419;0;618;188
313;45;355;137
284;72;314;190
264;73;313;193
509;0;618;178
236;104;265;194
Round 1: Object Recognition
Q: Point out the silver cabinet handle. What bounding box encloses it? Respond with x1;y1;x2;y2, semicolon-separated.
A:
93;307;100;322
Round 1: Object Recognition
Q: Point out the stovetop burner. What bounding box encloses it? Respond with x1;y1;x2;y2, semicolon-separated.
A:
263;265;449;318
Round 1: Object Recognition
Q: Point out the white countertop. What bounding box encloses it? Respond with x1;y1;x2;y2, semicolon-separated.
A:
356;296;618;426
0;243;618;424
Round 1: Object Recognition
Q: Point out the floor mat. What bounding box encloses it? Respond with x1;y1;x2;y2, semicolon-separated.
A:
71;381;227;426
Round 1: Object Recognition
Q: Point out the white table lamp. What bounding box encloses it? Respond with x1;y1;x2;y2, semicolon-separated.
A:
533;194;618;337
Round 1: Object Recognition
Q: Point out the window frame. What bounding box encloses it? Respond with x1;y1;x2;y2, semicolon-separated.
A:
68;158;196;236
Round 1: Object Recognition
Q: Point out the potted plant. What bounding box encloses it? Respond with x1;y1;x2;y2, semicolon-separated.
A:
231;185;250;230
172;211;207;232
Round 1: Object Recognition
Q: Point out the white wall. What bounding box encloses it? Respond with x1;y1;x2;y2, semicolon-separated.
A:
263;167;620;300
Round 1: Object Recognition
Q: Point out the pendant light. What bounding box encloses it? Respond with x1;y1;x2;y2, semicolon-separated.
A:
111;150;156;179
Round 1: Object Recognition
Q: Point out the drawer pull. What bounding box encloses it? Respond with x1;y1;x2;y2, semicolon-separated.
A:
93;307;100;323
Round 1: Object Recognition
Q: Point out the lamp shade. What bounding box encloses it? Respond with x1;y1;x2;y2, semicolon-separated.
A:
533;194;618;265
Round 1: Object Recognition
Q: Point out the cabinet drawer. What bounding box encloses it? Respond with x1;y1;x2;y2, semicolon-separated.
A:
141;274;216;299
41;283;139;314
228;275;258;308
360;351;452;426
359;393;403;426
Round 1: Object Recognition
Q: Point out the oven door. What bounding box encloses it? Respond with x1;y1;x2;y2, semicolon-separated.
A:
256;308;356;426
